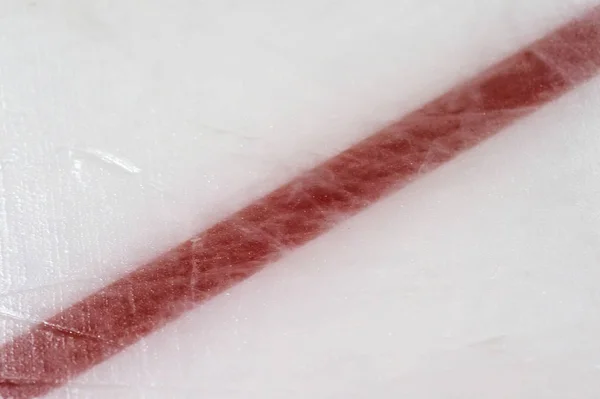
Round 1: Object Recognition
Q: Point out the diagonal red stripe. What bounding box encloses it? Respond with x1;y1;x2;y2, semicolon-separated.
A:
2;6;600;399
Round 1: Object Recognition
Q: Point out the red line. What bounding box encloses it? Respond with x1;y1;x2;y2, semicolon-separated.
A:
2;7;600;399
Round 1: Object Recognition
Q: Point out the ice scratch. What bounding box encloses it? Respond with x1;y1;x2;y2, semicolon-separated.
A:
0;307;110;342
81;148;142;174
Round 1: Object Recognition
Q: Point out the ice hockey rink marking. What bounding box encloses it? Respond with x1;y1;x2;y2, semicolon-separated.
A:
1;5;600;399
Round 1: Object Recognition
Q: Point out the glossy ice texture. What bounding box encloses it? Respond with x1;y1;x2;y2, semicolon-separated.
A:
2;1;600;398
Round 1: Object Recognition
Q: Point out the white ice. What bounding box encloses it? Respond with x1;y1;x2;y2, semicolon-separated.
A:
1;0;600;397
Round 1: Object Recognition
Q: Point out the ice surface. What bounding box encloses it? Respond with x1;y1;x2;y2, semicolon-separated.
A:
1;0;600;398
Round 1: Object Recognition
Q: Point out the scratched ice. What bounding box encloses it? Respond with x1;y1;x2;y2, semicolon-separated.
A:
2;1;600;398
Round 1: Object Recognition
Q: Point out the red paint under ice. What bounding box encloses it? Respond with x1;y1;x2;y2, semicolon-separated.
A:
2;6;600;399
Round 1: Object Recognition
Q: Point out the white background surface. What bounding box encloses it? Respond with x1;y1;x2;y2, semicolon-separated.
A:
1;0;600;397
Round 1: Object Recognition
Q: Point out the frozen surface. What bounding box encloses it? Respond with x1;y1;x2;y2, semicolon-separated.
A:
1;0;600;398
